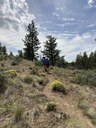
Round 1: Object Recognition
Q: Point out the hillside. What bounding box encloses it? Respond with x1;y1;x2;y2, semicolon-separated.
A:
0;57;96;128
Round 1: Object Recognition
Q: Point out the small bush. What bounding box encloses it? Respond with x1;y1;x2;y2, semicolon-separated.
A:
86;108;96;125
11;56;22;66
73;70;96;87
0;55;7;61
14;104;24;122
45;102;56;111
37;77;44;85
51;80;67;94
35;61;42;66
5;69;17;78
39;72;46;77
78;98;90;110
11;60;18;66
0;55;4;61
24;76;33;84
0;71;7;92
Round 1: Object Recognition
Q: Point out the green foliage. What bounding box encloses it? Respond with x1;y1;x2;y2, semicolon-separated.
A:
78;98;90;111
76;51;96;70
24;75;33;84
73;70;96;87
78;98;96;126
11;60;18;66
14;104;24;122
37;77;44;85
35;60;42;66
45;102;56;111
23;20;40;61
39;72;46;77
0;71;7;92
0;43;7;55
18;50;23;58
42;35;60;66
5;69;17;78
86;108;96;125
51;80;67;94
11;56;22;66
0;55;7;61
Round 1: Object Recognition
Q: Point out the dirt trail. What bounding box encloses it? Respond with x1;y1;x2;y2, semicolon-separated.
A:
43;75;94;128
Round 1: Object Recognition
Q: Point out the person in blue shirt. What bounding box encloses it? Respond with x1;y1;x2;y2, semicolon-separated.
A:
41;57;49;73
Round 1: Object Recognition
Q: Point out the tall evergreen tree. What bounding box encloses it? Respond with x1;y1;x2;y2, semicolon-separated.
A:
82;52;88;70
76;53;83;69
89;52;94;69
2;45;7;55
18;50;23;58
23;20;40;61
42;35;60;66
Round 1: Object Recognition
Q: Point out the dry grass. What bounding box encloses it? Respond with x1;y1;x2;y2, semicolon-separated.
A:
0;58;96;128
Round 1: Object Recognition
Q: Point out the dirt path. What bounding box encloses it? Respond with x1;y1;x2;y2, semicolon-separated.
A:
43;75;94;128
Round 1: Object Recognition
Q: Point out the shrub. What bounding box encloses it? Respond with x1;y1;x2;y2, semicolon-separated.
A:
11;56;22;66
5;69;17;78
86;108;96;125
0;55;7;61
45;102;56;111
0;55;4;61
24;76;33;84
0;71;7;92
73;70;96;87
39;72;46;77
51;80;67;94
37;77;44;85
78;98;90;111
14;104;24;122
11;60;18;66
35;61;42;66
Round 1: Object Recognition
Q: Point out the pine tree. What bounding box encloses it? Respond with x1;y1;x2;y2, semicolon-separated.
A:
76;53;83;69
42;35;60;66
18;50;23;58
89;52;94;69
2;46;7;55
23;20;40;61
82;52;89;70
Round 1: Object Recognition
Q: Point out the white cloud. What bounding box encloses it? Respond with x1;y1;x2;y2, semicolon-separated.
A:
52;12;60;17
0;0;35;30
0;0;35;53
62;18;75;21
57;33;96;62
88;0;95;7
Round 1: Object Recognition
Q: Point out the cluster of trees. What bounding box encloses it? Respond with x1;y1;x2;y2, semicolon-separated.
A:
76;51;96;70
0;43;7;55
22;20;66;67
1;20;96;70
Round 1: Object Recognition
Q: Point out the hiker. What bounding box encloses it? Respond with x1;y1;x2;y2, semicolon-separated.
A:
41;57;49;73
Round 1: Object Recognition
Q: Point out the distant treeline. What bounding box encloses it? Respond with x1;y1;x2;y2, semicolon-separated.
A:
75;51;96;70
0;20;96;70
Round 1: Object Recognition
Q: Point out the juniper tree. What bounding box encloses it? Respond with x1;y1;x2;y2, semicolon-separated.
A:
18;50;23;58
42;35;60;66
23;20;40;61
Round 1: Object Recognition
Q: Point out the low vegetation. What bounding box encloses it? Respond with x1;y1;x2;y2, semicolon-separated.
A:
73;70;96;87
51;80;67;94
14;103;24;122
5;69;17;78
0;71;7;92
24;75;33;84
45;102;56;111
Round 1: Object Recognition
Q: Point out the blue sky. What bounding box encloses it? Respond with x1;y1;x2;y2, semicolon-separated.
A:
0;0;96;62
